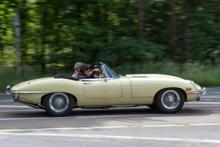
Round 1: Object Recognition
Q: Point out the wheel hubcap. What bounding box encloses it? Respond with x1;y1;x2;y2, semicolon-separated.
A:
49;93;69;112
161;90;180;109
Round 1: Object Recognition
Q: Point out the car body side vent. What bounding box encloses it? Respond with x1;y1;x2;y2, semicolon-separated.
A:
132;76;148;78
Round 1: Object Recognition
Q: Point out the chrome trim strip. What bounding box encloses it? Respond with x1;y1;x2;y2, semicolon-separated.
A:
188;91;201;94
6;85;53;95
81;79;100;81
11;91;53;94
188;87;206;95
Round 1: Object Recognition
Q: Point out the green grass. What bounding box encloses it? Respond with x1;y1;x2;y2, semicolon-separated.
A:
115;61;220;87
1;61;220;91
0;65;52;92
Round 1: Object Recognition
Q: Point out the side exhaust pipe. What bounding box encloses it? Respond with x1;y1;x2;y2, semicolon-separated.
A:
14;99;44;109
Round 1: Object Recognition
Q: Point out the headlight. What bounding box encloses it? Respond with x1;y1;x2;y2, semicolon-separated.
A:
190;81;194;86
189;80;201;90
186;80;201;90
194;83;201;90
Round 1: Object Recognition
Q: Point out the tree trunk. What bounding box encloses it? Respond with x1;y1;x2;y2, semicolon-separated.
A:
77;4;81;25
127;0;131;26
184;0;191;53
41;7;48;73
138;0;145;36
170;0;176;56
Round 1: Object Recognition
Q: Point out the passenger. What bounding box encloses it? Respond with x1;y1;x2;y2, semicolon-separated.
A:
77;64;90;79
72;62;101;78
72;62;83;78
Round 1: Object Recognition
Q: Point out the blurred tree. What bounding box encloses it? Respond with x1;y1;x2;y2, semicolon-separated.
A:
170;0;176;56
183;0;192;55
0;0;220;72
138;0;146;36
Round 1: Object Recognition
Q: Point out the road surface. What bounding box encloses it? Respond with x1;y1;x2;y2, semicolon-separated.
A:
0;87;219;147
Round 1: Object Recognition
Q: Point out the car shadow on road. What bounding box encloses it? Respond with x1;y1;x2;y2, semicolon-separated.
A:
1;104;219;119
68;105;219;118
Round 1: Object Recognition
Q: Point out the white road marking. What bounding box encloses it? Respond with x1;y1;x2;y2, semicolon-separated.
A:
0;132;219;143
186;102;220;104
190;123;220;126
143;125;186;127
0;100;14;103
1;123;220;132
184;105;220;107
0;117;52;121
201;96;220;99
0;110;43;112
0;114;164;121
0;105;30;108
74;114;163;119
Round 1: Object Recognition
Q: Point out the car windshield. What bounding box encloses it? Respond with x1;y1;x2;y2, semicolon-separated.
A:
102;64;119;79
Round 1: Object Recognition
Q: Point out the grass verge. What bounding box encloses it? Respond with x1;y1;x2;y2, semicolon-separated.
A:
1;61;220;91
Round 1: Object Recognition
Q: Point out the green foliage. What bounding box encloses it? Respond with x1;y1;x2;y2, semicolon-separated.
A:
0;0;220;87
98;37;166;66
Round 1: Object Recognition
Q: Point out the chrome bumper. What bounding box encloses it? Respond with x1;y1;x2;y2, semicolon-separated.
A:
188;87;206;95
6;85;12;95
6;85;53;96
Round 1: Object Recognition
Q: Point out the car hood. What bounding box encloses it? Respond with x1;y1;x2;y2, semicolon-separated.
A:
126;74;183;80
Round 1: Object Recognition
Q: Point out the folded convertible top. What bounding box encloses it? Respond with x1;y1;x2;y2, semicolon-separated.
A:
54;73;79;81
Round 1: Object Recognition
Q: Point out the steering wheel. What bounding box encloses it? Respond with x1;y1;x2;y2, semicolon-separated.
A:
99;71;104;78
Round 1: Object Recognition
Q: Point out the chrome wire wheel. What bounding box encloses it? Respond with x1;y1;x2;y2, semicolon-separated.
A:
161;90;180;110
49;93;69;113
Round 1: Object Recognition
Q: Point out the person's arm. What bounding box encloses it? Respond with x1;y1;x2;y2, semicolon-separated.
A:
88;70;95;78
88;68;101;78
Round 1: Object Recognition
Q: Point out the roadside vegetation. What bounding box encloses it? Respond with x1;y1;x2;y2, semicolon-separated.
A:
1;0;220;91
1;61;220;91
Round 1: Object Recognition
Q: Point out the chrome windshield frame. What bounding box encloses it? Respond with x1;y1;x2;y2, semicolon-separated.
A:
101;64;119;79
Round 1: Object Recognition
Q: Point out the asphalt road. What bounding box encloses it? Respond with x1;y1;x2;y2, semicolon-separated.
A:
0;87;220;147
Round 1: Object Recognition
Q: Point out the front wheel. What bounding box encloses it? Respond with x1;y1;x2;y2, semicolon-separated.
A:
155;89;185;113
44;93;74;117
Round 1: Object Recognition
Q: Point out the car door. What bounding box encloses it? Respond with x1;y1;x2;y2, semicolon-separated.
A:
82;78;122;98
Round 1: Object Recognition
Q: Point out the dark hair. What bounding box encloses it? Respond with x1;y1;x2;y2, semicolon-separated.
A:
80;64;90;73
87;64;92;70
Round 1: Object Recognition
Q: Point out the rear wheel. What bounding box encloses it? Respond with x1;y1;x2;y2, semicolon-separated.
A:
44;93;74;117
155;89;185;113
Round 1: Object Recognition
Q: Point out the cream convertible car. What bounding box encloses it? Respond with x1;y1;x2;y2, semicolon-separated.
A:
6;62;206;117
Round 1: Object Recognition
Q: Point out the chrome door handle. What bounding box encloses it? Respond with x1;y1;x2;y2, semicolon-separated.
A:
84;82;92;84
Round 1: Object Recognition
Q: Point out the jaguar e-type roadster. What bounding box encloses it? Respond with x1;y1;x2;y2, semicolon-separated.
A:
6;62;206;117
